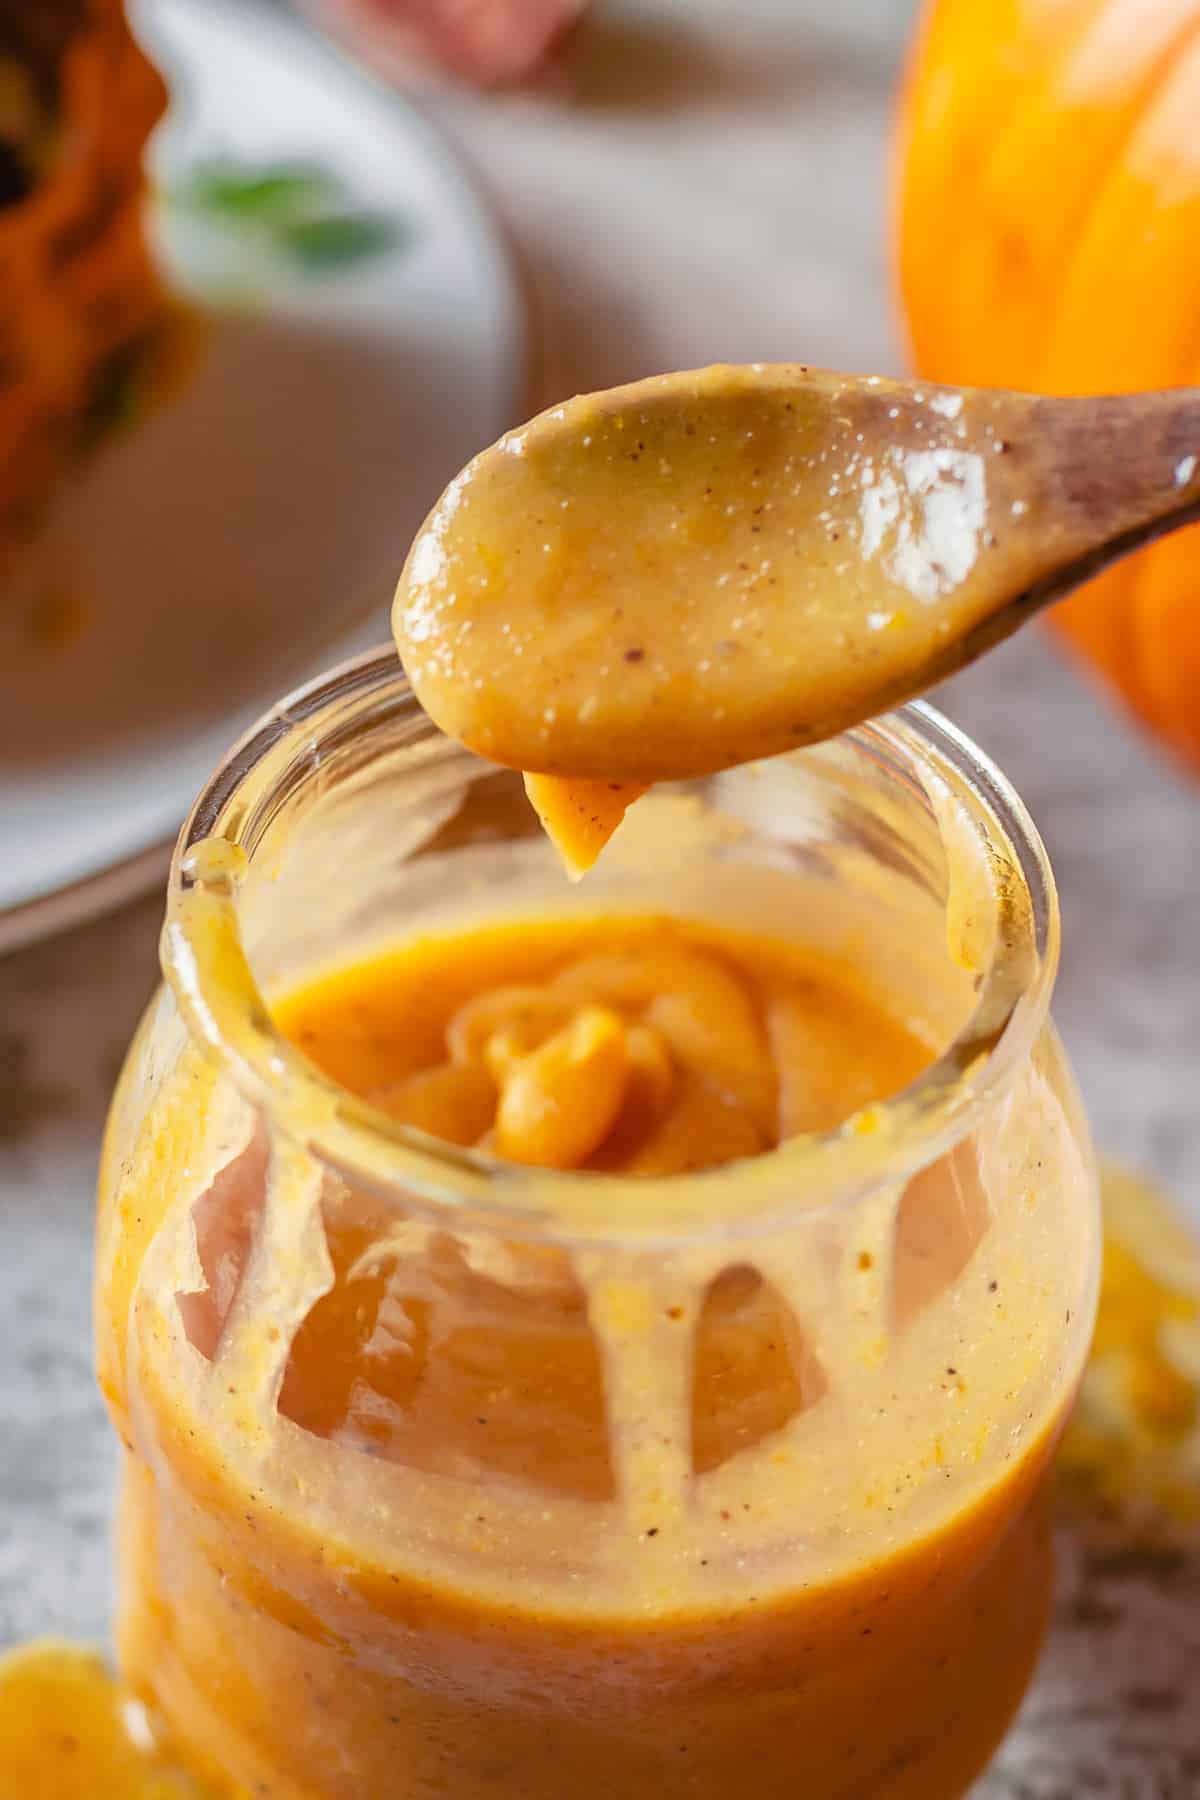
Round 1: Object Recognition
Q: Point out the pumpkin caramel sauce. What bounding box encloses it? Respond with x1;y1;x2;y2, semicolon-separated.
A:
3;1157;1192;1794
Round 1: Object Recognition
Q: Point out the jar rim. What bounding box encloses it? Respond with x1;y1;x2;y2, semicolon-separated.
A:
162;647;1059;1247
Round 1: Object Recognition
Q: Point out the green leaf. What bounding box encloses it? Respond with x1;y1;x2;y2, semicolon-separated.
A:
177;159;339;222
277;211;405;272
167;155;413;278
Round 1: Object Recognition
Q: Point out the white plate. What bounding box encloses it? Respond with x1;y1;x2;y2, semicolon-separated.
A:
0;0;524;954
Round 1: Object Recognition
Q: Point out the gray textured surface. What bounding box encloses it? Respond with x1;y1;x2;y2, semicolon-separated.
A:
1;0;1198;1791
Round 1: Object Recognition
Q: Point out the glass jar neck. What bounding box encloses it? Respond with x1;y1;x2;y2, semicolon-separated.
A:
162;647;1058;1249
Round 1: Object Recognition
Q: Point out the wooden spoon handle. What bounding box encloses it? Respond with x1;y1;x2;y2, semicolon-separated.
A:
1023;388;1200;556
949;386;1200;629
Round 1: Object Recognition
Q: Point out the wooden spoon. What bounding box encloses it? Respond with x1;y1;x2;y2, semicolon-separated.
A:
393;364;1200;864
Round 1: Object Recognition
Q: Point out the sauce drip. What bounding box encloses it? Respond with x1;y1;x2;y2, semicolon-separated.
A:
0;1643;211;1797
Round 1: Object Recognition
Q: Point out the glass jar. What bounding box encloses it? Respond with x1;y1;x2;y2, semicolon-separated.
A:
96;649;1099;1800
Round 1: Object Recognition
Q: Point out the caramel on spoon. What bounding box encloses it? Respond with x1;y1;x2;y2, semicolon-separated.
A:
394;364;1200;870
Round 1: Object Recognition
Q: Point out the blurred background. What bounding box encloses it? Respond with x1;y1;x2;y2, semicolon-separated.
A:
0;1;1197;1790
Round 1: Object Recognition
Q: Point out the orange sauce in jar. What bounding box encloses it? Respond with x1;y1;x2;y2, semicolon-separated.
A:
91;907;1095;1799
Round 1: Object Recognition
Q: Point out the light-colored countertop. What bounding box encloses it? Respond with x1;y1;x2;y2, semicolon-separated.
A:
2;1;1198;1791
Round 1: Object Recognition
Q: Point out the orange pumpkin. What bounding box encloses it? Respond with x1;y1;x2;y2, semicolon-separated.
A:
895;0;1200;771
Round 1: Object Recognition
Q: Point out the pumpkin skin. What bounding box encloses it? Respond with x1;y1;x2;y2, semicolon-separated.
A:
896;0;1200;771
